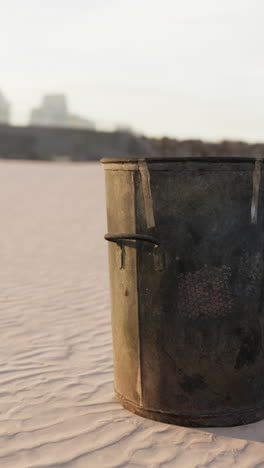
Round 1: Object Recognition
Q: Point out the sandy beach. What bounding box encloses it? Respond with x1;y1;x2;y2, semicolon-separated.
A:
1;159;264;467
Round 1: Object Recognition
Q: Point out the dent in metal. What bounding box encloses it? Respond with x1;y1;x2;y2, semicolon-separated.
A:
138;160;156;228
251;160;262;224
119;243;126;269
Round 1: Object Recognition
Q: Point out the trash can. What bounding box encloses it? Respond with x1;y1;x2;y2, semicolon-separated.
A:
102;156;264;427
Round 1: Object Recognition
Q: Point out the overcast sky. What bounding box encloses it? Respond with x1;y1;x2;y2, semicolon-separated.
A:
1;0;264;141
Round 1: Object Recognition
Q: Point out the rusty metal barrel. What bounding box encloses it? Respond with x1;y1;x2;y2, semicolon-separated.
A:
102;156;264;427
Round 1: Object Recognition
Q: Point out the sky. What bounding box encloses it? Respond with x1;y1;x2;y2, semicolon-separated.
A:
1;0;264;141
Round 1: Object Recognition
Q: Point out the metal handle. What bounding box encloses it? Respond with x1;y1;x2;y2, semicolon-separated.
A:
104;233;160;246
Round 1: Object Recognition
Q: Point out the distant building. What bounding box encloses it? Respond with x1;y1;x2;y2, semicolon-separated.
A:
0;90;10;124
30;94;94;129
67;114;95;130
30;94;68;127
115;125;134;134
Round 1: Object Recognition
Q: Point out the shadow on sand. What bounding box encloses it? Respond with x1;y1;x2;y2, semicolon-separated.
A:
196;418;264;443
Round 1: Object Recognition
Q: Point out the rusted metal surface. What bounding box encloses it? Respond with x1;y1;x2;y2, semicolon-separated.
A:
103;156;264;427
251;160;262;224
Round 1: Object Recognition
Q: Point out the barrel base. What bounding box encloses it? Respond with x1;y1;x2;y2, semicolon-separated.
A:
116;392;264;427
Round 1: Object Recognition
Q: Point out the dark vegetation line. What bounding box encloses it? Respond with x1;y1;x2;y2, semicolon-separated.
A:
0;124;263;161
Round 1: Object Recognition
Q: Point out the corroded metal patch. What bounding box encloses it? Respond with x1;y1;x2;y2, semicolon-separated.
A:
176;266;233;318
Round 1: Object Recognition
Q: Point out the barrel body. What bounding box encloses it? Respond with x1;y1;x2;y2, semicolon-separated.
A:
103;158;264;427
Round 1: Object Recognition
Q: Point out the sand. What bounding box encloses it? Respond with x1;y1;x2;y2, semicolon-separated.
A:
1;160;264;467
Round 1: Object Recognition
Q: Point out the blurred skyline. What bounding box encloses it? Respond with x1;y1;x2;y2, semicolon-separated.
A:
1;0;264;141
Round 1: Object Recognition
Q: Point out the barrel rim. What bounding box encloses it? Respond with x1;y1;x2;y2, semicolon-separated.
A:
116;391;264;427
101;156;263;164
